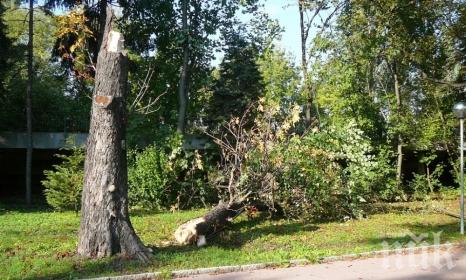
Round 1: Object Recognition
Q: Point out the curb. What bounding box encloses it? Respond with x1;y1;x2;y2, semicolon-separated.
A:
82;243;462;280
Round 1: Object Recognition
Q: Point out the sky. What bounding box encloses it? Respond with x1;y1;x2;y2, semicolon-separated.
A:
260;0;302;62
213;0;303;66
229;0;302;66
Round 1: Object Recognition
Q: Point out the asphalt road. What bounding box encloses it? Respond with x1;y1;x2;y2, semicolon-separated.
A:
180;247;466;280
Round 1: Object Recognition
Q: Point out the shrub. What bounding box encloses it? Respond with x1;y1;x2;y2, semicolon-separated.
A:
42;147;85;211
409;154;446;200
128;133;215;210
272;136;346;220
370;147;402;201
267;120;381;220
128;145;173;210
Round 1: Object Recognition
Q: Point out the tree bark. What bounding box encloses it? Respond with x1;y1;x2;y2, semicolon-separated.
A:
177;0;189;134
393;64;403;187
298;0;319;128
25;0;33;205
299;0;312;127
77;6;151;263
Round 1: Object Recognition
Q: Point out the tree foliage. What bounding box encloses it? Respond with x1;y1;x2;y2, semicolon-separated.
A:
7;0;466;221
0;3;91;132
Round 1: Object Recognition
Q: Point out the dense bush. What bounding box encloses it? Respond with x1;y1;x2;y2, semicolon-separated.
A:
42;147;85;211
271;135;346;220
127;133;215;210
248;120;384;220
128;144;174;210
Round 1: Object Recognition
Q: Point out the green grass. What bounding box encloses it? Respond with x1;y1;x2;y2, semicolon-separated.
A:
1;199;465;280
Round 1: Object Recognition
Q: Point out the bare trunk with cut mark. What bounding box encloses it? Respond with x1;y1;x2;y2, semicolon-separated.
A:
77;6;151;263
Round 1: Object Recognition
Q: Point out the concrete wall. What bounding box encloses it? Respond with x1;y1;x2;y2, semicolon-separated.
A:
0;132;87;149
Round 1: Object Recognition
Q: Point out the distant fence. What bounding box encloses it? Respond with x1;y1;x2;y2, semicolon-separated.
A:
0;132;213;150
0;132;87;149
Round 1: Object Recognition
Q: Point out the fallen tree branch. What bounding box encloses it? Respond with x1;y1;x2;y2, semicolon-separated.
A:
174;200;245;246
431;205;461;219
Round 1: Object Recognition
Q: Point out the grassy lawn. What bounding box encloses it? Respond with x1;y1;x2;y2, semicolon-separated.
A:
1;198;465;280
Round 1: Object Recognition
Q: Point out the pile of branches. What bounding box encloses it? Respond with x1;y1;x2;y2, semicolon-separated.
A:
174;104;291;246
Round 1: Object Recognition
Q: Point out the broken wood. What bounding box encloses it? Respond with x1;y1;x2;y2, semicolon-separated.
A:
174;201;244;246
94;95;114;108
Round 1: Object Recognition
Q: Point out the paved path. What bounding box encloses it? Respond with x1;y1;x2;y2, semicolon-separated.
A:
180;247;466;280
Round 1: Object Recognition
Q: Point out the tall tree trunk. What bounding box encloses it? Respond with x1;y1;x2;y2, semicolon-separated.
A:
299;0;312;127
393;64;403;187
77;6;151;262
25;0;33;205
177;0;189;134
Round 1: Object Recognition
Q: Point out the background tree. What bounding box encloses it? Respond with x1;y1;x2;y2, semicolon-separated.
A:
298;0;341;128
0;3;91;132
176;0;189;134
314;0;464;194
0;1;11;96
25;0;34;205
44;0;108;75
119;0;259;136
207;28;264;128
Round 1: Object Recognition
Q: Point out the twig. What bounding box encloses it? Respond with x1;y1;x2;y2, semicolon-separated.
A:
129;65;168;115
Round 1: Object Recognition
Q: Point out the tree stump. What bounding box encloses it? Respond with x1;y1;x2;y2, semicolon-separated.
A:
77;6;151;262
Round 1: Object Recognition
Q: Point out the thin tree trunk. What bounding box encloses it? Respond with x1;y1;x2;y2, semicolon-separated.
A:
77;6;151;262
177;0;189;134
393;64;403;187
426;165;432;193
396;135;403;186
299;0;312;127
25;0;33;205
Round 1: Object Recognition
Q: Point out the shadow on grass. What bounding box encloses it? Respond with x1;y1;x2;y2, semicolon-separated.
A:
364;202;426;215
16;255;154;280
362;221;462;249
0;201;52;215
12;216;317;280
155;217;319;255
128;208;165;217
221;219;319;248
